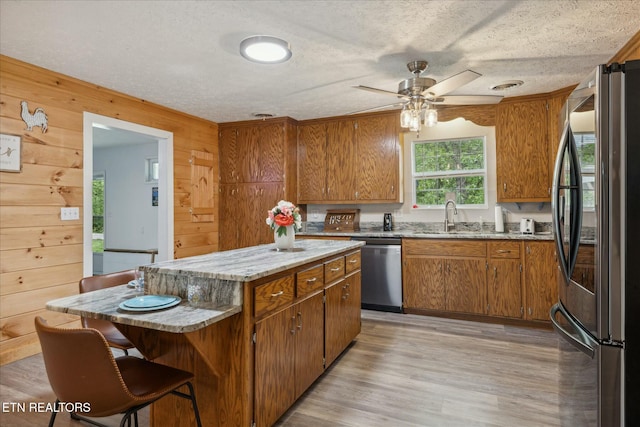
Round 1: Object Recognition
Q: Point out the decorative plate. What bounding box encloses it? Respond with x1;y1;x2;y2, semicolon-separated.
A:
118;295;181;312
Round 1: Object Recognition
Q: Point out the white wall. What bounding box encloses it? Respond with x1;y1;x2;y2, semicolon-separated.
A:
94;142;158;271
309;118;552;227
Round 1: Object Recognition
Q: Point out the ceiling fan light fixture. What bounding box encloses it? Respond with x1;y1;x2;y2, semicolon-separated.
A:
425;107;438;127
240;35;292;64
400;105;412;128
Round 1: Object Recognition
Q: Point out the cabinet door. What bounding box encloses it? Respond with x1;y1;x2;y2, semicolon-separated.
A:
356;115;401;202
297;123;327;202
343;271;361;346
258;123;285;182
487;259;523;318
294;292;325;399
236;183;284;248
356;114;400;201
236;126;261;182
496;99;550;202
524;241;559;321
218;184;237;251
445;258;487;314
254;307;295;427
325;278;352;366
219;127;238;184
326;120;357;201
402;256;445;311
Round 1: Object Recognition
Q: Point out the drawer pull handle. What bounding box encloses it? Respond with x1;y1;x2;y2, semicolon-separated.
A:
497;250;511;253
330;267;341;272
271;290;284;297
349;259;358;263
306;277;317;283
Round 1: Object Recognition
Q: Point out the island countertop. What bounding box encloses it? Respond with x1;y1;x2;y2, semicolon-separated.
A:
47;239;365;333
143;239;365;282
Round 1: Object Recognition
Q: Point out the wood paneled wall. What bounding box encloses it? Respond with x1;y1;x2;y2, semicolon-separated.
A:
0;55;219;365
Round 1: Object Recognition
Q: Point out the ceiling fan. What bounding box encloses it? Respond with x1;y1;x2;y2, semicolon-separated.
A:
352;60;503;131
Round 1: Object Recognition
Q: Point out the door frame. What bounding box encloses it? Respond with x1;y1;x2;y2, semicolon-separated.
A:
82;112;174;277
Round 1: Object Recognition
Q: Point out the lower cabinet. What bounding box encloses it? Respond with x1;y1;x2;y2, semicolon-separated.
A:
523;240;559;321
253;250;362;427
403;239;487;315
325;271;361;366
403;238;557;324
487;241;523;319
254;291;325;427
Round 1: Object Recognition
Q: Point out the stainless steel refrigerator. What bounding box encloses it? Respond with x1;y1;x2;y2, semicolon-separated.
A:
550;59;639;426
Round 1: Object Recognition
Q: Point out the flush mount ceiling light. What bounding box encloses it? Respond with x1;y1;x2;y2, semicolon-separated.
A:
489;80;524;91
240;36;292;64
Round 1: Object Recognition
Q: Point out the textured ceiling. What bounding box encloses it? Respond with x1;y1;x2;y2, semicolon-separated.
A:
1;1;639;124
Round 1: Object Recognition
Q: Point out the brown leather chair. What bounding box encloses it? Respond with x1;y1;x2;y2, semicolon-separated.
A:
79;270;136;355
35;317;202;427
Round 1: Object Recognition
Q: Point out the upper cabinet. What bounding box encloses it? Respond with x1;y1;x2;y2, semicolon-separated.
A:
218;118;297;250
495;89;572;203
496;98;550;202
297;112;402;204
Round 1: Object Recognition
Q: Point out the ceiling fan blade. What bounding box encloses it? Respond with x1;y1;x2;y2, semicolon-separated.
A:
422;70;481;97
434;95;504;105
353;85;408;99
346;102;405;115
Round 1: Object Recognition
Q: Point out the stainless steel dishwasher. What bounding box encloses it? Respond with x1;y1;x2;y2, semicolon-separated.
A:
352;237;402;313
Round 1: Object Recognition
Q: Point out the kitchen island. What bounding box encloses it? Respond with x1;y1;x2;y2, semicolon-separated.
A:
47;239;364;427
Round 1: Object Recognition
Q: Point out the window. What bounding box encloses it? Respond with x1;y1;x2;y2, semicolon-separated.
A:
574;132;595;210
412;137;487;207
145;158;159;183
92;172;105;252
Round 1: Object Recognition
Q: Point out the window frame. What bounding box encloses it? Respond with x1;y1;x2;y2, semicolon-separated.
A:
411;136;488;209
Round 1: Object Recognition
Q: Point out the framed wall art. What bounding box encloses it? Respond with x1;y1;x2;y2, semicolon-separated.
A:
0;133;22;172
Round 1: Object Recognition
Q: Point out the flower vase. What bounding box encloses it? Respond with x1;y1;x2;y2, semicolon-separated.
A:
274;225;295;251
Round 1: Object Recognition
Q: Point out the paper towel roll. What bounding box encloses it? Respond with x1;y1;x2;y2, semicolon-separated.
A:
495;205;504;233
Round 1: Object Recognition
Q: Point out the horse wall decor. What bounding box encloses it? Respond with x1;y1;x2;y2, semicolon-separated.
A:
20;101;48;133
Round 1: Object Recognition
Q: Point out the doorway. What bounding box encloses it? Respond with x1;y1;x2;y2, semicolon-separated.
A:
82;113;174;277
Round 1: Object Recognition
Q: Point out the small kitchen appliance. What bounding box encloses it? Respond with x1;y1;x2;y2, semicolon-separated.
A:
383;213;393;231
520;218;535;234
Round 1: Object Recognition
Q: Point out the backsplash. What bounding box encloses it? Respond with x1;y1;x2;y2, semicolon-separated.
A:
304;221;554;234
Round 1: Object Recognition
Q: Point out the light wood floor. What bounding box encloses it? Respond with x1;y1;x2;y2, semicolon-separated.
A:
1;311;561;427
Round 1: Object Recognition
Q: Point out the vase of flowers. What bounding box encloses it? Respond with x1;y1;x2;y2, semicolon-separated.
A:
266;200;302;251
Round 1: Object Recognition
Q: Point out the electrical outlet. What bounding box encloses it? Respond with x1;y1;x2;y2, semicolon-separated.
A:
61;207;80;221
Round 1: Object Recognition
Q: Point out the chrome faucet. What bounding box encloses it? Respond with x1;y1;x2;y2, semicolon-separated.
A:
444;199;458;232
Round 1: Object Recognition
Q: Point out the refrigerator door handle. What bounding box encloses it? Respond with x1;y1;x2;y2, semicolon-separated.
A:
550;303;597;358
552;121;571;283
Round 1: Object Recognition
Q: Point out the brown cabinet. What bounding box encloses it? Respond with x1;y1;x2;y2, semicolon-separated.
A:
523;240;559;321
297;112;402;203
325;271;361;366
218;118;297;250
496;98;551;202
253;248;362;426
487;241;523;319
402;239;487;315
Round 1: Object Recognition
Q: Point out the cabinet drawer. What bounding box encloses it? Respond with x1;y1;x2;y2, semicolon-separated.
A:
403;239;487;257
297;265;324;297
254;275;294;318
345;251;361;274
324;257;345;284
488;241;521;259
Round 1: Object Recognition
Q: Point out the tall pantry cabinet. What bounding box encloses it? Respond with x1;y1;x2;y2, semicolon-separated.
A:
218;118;298;250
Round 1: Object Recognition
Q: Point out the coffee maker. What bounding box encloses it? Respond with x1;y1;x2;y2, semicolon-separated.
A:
383;213;393;231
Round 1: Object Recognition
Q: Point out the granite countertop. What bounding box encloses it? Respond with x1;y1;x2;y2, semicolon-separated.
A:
47;240;365;333
46;285;242;333
145;239;366;282
298;229;554;241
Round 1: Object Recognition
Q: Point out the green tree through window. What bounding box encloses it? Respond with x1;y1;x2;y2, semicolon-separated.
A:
412;137;486;207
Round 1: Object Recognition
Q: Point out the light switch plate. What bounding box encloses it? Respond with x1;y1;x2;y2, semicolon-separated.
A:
61;207;80;221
